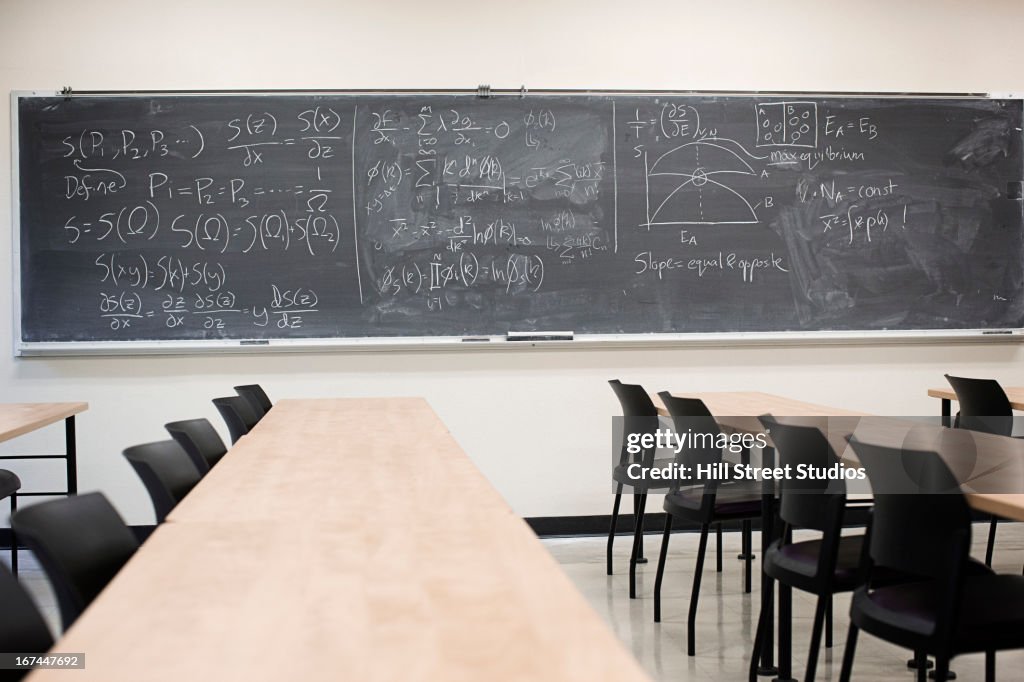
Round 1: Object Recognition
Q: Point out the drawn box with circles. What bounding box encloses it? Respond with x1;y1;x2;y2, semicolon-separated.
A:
755;101;818;148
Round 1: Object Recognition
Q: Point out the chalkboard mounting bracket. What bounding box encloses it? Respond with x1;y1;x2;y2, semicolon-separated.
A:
477;84;491;99
520;85;528;98
60;86;72;100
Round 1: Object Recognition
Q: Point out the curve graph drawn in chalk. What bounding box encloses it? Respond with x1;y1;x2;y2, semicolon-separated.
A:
642;138;763;227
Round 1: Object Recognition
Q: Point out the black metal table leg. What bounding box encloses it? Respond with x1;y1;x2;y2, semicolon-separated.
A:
65;416;78;495
9;494;16;576
757;445;778;676
738;445;756;562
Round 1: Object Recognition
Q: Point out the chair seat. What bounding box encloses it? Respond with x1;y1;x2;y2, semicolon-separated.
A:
0;469;20;499
612;460;676;490
854;572;1024;653
767;534;868;592
664;481;762;520
768;535;992;595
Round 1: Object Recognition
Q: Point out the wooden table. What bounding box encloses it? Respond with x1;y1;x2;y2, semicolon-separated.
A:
927;385;1024;426
0;403;87;497
926;386;1024;516
30;398;651;682
655;391;868;438
0;402;87;575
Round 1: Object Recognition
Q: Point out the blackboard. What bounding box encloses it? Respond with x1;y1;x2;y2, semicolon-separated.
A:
14;91;1024;353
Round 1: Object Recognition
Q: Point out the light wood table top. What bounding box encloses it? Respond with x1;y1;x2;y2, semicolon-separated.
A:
654;390;868;441
0;403;87;444
31;398;650;682
655;391;869;419
928;386;1024;410
168;397;490;523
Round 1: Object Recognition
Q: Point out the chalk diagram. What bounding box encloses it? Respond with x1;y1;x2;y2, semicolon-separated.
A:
640;101;818;229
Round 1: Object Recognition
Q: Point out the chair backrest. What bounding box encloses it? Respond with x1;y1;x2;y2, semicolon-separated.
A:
848;437;972;580
123;440;202;523
759;416;846;533
657;392;724;471
608;380;657;417
0;562;53;669
233;387;266;422
0;468;21;499
944;374;1013;436
212;396;260;444
164;418;227;473
12;492;139;629
234;384;273;414
609;380;660;467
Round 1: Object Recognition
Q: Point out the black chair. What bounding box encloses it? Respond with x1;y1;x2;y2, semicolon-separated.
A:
748;417;868;682
12;492;139;630
945;374;1014;437
653;392;760;656
945;374;1016;566
0;562;53;681
164;418;228;473
212;395;260;444
0;469;20;575
841;438;1024;682
234;384;273;415
607;380;675;599
123;441;202;523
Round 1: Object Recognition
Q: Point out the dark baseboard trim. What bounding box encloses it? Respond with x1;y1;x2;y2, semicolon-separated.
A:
525;514;763;538
524;507;1000;538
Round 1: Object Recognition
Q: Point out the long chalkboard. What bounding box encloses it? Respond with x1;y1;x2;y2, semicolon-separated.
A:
14;91;1024;353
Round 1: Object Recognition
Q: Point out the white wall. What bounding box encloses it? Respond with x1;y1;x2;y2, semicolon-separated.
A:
2;0;1023;524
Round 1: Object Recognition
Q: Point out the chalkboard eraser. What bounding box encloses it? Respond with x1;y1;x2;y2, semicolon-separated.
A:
239;339;270;345
461;337;491;342
507;331;574;342
982;330;1015;335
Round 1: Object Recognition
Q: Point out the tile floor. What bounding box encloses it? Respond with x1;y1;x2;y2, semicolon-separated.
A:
542;523;1024;681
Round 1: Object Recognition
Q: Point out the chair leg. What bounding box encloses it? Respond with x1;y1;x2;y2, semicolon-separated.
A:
653;515;672;623
838;624;858;682
825;595;833;648
986;516;998;567
913;651;929;682
742;519;752;593
985;650;995;682
633;493;647;562
716;523;723;572
778;583;793;681
607;483;623;576
804;595;828;682
748;594;770;682
629;493;649;599
934;657;950;682
687;523;710;656
909;651;934;672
